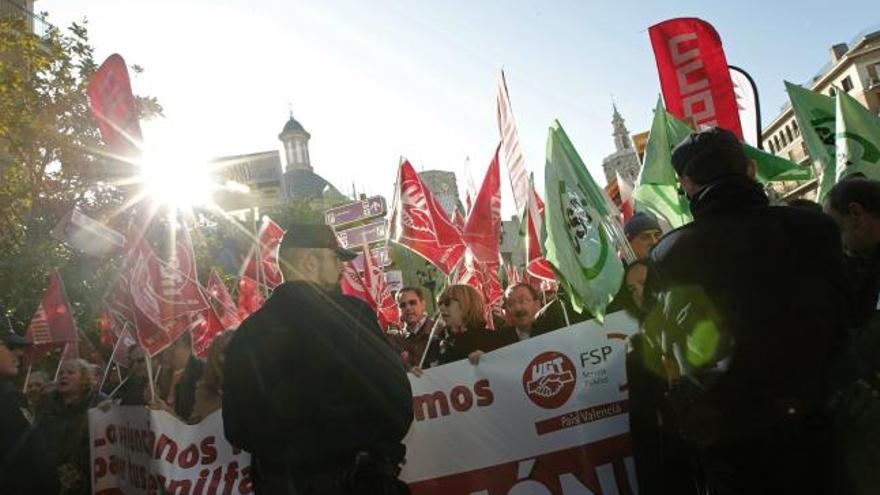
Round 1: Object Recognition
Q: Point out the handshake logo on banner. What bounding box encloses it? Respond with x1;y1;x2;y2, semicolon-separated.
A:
523;351;576;409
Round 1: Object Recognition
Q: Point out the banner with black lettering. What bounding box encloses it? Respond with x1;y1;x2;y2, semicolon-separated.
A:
89;408;252;495
401;311;639;494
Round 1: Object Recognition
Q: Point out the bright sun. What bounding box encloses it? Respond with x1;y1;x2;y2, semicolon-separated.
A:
136;147;217;211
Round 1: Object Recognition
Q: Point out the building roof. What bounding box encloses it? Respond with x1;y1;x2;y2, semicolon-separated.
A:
281;115;306;134
283;168;344;201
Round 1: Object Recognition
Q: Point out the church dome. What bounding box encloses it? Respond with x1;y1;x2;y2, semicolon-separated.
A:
281;116;306;134
283;168;344;201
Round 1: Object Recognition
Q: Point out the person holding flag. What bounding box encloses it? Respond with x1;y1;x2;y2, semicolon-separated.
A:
222;223;412;494
645;127;848;494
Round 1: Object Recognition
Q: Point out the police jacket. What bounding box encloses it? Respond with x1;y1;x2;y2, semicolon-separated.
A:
646;176;848;434
222;281;413;470
0;380;59;494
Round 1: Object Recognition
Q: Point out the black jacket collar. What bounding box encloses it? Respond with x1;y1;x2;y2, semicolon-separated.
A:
689;175;768;219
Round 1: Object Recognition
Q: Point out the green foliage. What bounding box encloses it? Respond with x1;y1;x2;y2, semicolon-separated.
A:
0;15;161;343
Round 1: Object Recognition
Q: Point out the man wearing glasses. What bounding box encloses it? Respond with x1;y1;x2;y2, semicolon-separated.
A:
391;287;436;370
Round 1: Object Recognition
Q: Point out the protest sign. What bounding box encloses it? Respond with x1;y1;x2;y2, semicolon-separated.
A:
401;311;639;494
89;407;252;495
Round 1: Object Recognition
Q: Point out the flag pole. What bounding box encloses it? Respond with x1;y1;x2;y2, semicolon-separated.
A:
22;363;32;393
98;324;128;395
53;344;67;381
418;314;443;369
144;356;157;402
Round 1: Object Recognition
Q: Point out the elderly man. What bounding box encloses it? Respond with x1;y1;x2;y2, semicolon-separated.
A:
624;211;663;261
391;286;435;369
223;224;412;495
646;127;847;494
0;328;58;494
499;283;545;344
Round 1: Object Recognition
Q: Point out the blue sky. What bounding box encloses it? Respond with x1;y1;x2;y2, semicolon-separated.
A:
41;0;877;217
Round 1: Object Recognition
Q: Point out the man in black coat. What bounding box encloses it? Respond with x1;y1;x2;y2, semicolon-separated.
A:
644;128;848;495
0;328;59;494
222;224;413;495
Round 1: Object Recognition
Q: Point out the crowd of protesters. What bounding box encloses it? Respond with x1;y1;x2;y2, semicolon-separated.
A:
2;128;880;494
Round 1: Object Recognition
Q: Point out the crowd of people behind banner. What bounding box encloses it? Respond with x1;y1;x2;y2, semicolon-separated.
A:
2;128;880;494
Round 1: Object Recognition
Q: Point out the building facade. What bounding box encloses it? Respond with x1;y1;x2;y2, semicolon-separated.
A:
418;170;462;218
762;27;880;200
211;114;345;213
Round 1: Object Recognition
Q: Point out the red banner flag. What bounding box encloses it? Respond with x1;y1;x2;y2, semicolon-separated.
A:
649;18;743;139
191;307;225;358
525;183;556;282
389;160;465;275
363;244;400;329
616;172;635;222
463;144;502;264
26;272;79;347
87;54;142;155
206;270;241;330
451;207;465;233
341;262;375;308
240;216;285;290
237;276;265;321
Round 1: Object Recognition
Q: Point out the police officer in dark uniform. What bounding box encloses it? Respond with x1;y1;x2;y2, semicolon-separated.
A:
222;224;413;494
0;327;59;494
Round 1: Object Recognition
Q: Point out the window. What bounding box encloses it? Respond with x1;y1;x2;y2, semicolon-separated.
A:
768;141;776;154
780;131;788;147
841;76;854;92
774;135;781;150
785;125;793;143
828;87;837;97
792;119;799;136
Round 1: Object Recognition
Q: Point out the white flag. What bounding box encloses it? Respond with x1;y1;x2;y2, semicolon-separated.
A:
496;70;530;215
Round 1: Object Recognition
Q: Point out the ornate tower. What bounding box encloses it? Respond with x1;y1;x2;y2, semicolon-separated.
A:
601;105;641;185
278;112;312;172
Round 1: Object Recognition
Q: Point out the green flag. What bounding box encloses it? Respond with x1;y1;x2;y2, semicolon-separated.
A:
785;81;836;200
744;143;812;182
836;90;880;182
543;120;623;321
634;97;693;228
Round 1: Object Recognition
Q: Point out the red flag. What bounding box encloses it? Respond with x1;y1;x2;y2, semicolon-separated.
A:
240;217;284;290
496;70;530;214
206;270;241;330
388;160;465;275
525;183;556;281
454;250;502;329
108;324;137;368
616;172;635;222
191;307;225;358
26;272;79;346
237;276;265;321
340;262;376;310
362;244;399;329
450;207;465;233
86;54;142;155
505;264;522;286
462;144;502;264
649;18;743;139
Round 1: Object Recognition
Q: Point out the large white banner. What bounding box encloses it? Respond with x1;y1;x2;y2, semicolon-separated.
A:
401;311;639;494
90;312;638;495
89;408;252;495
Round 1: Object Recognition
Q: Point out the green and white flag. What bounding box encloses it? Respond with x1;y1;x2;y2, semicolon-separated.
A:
634;97;693;228
785;81;836;200
544;120;623;321
744;143;812;183
836;90;880;182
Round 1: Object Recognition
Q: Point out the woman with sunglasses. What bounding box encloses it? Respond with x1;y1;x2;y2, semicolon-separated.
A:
433;284;505;367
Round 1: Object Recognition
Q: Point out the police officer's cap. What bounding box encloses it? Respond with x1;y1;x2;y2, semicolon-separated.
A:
281;224;358;261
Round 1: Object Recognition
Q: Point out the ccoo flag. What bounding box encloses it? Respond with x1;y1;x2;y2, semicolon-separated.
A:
835;90;880;182
785;82;837;200
634;97;693;228
543;121;624;320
